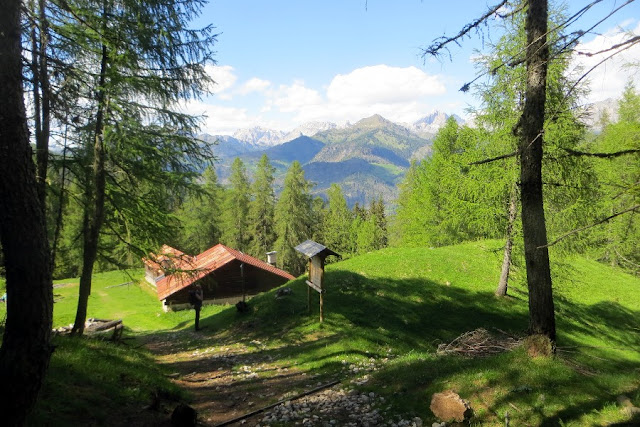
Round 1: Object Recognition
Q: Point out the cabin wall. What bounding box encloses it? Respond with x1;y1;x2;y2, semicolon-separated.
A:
164;260;290;309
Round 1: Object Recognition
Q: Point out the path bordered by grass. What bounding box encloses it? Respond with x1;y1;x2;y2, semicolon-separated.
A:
2;240;638;425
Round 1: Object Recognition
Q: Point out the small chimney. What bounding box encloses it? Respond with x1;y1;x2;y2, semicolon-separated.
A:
266;251;277;266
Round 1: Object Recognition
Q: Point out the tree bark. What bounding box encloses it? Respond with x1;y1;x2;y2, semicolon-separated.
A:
0;0;54;423
496;187;518;297
71;40;109;336
30;0;51;209
519;0;556;341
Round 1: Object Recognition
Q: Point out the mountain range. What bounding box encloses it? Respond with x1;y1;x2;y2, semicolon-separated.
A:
201;111;464;207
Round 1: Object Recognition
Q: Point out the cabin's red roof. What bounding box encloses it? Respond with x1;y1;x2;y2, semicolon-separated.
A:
154;244;295;300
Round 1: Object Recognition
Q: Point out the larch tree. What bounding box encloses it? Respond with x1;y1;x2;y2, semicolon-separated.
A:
0;0;53;422
64;0;216;335
418;0;637;342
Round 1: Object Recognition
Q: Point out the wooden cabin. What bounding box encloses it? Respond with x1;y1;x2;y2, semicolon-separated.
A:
144;244;295;311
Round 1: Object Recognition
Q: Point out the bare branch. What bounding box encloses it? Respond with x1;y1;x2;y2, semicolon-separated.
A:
421;0;509;59
562;147;640;158
469;150;518;165
575;35;640;57
540;204;640;249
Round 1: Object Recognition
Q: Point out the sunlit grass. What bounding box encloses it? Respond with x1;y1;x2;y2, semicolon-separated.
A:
3;240;639;425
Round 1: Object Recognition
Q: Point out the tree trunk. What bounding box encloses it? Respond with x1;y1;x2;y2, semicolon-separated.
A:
519;0;556;341
496;187;518;297
0;0;54;423
71;41;109;336
30;0;51;209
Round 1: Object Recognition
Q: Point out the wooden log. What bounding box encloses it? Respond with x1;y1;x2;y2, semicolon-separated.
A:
88;319;123;332
105;281;134;289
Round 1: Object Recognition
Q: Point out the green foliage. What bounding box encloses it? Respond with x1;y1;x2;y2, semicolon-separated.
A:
220;158;251;252
247;155;277;258
274;161;314;275
394;5;594;261
583;83;640;272
395;119;499;246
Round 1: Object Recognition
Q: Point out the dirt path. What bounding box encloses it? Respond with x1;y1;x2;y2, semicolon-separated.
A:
142;330;414;427
144;330;341;426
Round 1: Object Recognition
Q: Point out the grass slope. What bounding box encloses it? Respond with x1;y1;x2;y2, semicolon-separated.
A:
193;241;640;425
1;241;638;425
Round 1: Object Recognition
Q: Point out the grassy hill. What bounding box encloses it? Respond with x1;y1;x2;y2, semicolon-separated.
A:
3;241;639;425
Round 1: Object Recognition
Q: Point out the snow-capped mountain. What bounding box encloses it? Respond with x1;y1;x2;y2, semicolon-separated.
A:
409;110;465;136
232;127;286;147
582;98;619;131
212;112;464;151
282;121;337;142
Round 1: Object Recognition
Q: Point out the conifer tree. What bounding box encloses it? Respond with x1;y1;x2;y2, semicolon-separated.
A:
0;0;52;420
64;0;216;335
221;158;251;252
274;161;314;275
248;155;277;259
322;184;353;255
587;83;640;272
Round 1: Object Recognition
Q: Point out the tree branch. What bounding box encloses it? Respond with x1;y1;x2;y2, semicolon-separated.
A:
562;147;640;158
469;150;518;165
539;204;640;249
421;0;509;60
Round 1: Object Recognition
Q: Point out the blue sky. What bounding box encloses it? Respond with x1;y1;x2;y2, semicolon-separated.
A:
185;0;640;134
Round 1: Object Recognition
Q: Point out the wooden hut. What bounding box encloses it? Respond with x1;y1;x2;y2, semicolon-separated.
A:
144;244;295;311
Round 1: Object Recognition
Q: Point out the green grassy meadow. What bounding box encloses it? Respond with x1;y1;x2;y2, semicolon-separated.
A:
1;240;638;425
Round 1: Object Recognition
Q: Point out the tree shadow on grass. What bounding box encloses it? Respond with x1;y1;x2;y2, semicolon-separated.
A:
137;268;640;425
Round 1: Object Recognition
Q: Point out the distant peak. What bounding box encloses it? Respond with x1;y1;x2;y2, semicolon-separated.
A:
356;114;393;127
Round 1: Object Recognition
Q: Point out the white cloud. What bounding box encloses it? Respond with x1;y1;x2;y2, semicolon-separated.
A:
188;64;453;132
205;65;238;96
259;65;448;125
181;99;252;135
571;22;640;103
268;80;324;112
327;64;446;104
238;77;272;95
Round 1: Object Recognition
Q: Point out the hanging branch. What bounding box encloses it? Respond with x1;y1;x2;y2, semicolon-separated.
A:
562;147;640;158
421;0;510;60
539;204;640;248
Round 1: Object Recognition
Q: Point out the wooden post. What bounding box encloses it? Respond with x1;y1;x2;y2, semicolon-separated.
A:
307;258;312;314
319;261;325;323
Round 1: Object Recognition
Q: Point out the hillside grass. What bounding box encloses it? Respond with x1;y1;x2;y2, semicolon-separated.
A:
1;240;638;425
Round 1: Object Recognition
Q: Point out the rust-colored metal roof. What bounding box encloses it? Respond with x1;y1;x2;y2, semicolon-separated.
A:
143;244;191;270
155;244;295;300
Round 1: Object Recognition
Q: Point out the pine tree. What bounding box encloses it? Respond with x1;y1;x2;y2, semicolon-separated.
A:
248;155;277;259
369;197;388;250
274;161;314;275
221;158;251;252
